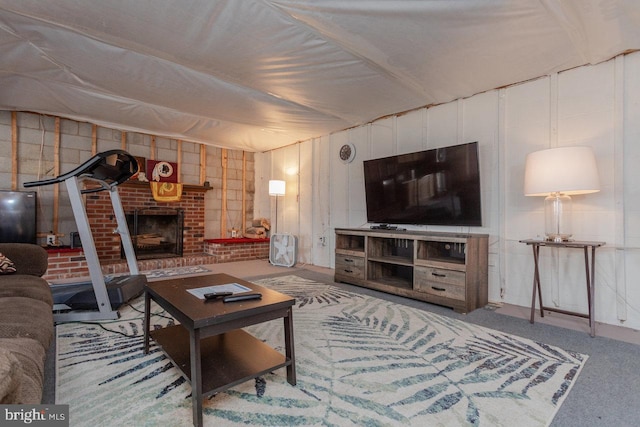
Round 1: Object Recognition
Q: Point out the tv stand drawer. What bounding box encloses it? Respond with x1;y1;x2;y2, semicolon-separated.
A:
335;255;365;279
415;266;465;286
415;267;465;301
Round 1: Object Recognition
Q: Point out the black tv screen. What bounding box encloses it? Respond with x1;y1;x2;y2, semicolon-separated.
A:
363;142;482;226
0;190;37;243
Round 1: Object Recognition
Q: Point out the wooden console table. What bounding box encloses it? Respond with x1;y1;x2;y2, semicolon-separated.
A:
520;239;605;337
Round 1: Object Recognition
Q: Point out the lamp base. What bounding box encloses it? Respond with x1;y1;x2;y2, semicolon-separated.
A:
545;235;572;243
544;192;572;243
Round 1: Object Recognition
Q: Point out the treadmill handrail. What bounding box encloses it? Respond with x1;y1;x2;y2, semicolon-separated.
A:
24;149;138;192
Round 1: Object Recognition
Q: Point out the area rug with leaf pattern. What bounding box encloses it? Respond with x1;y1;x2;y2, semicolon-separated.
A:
56;275;587;426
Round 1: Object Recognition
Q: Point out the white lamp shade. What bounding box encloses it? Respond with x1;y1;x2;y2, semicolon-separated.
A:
268;180;286;196
524;146;600;196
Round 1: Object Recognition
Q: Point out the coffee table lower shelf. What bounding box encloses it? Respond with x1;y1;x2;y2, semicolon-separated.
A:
151;325;290;395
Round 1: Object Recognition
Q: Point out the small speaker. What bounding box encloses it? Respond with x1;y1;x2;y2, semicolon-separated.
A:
70;232;82;249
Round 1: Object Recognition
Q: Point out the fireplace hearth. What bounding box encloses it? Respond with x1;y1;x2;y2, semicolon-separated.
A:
124;207;184;260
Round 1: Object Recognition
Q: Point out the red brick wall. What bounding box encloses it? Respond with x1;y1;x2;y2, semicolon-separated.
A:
204;239;270;263
44;236;270;281
43;249;217;281
42;186;273;281
85;183;206;263
45;249;90;279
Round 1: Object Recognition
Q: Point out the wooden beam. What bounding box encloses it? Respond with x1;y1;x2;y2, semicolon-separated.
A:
53;117;61;236
150;135;156;159
242;151;246;233
200;144;207;185
177;139;182;181
121;131;126;150
221;148;227;237
91;124;98;155
11;112;17;190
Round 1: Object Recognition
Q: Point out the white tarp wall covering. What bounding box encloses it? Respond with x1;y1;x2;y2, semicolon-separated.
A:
2;1;640;152
258;51;640;331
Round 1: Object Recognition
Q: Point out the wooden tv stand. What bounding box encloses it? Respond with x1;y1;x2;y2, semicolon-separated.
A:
335;228;488;313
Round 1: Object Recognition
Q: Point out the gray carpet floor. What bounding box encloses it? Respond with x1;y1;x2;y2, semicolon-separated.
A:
44;265;640;426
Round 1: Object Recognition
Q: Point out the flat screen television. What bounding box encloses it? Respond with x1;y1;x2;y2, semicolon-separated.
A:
363;142;482;226
0;190;37;243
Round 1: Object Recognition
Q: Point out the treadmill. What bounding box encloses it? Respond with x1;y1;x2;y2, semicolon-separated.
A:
24;149;147;322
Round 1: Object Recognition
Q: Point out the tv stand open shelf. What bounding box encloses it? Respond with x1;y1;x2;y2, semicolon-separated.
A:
335;228;488;313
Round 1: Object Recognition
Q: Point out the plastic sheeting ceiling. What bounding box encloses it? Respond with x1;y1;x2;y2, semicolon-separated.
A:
1;1;639;152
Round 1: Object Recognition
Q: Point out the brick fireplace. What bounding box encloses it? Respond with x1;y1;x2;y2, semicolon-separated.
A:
125;207;185;259
43;182;271;282
85;182;205;263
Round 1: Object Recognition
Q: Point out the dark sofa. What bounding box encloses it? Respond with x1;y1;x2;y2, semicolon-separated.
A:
0;243;53;404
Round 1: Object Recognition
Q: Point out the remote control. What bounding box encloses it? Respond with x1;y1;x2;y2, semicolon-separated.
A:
223;292;262;302
204;292;233;300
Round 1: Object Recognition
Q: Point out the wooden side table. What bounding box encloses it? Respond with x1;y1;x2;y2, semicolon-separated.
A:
519;239;605;337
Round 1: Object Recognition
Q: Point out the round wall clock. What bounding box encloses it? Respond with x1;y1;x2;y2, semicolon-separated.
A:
339;143;356;163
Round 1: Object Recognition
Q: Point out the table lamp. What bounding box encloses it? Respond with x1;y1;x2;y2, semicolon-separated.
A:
268;180;285;234
524;146;600;242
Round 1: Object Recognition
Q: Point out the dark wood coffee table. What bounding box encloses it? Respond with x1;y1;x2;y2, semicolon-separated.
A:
143;273;296;427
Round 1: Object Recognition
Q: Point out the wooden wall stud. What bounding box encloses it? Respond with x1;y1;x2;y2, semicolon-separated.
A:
11;112;17;190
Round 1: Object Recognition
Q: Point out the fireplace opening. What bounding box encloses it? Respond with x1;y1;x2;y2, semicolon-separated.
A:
123;207;184;260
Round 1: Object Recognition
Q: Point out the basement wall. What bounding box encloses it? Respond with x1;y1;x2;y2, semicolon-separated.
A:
256;51;640;332
0;112;255;247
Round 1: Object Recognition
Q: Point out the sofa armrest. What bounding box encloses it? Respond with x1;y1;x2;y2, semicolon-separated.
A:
0;244;48;277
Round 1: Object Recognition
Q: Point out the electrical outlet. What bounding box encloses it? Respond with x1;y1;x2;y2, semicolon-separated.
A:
47;234;56;245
